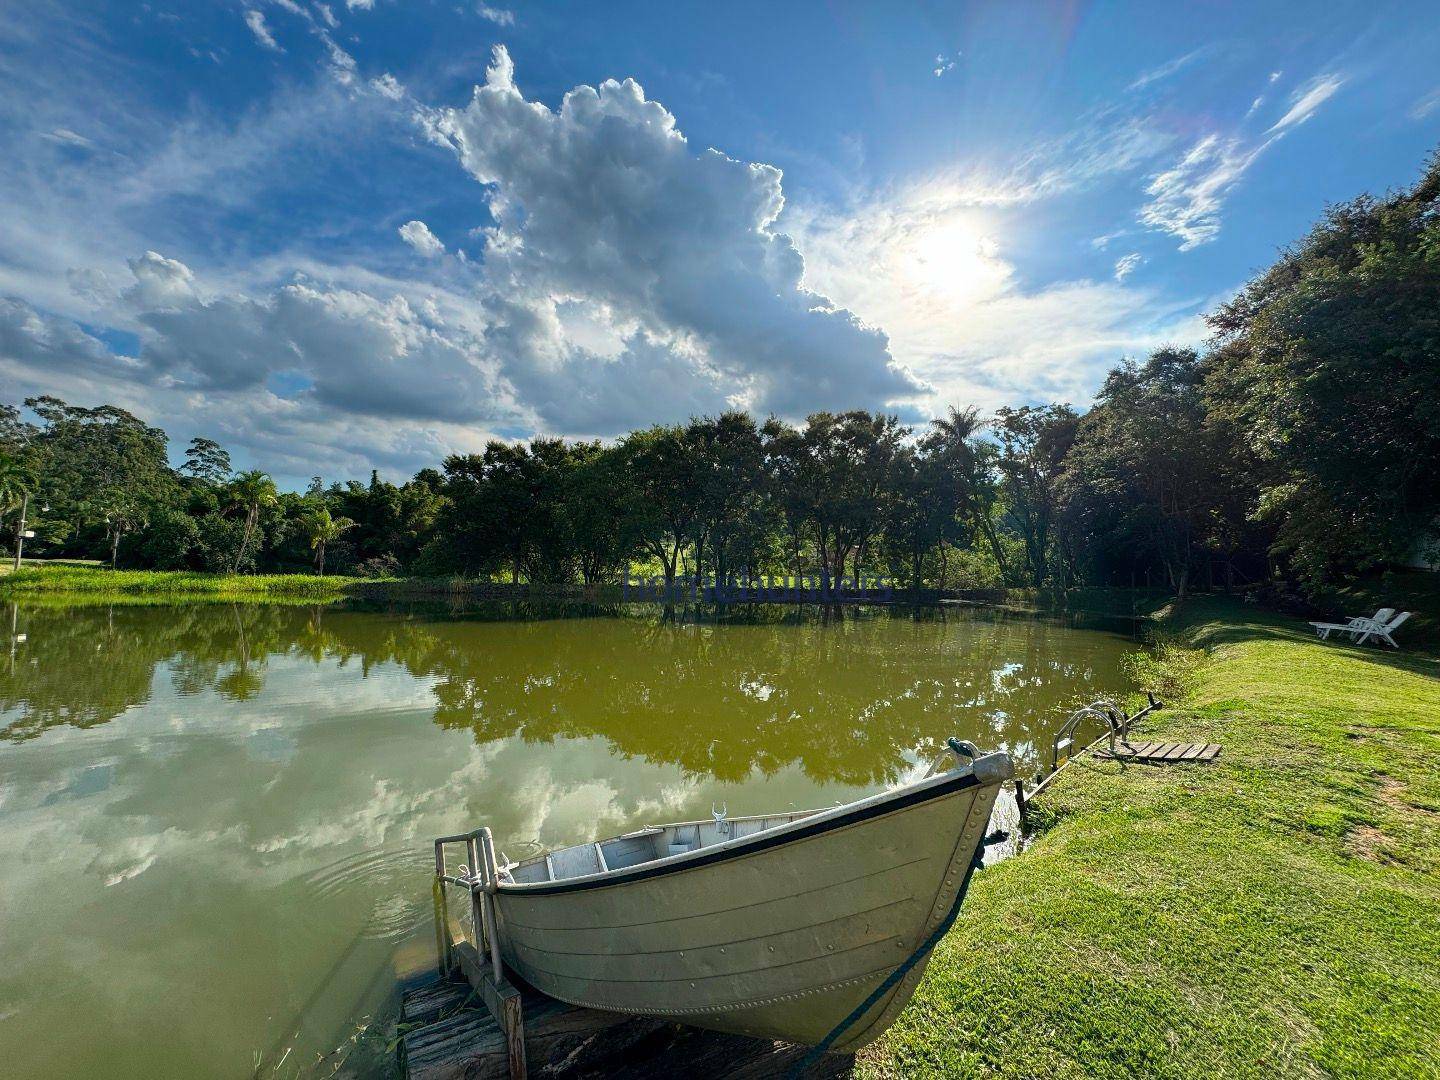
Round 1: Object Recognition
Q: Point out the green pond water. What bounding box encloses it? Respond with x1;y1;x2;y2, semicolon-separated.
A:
0;601;1135;1079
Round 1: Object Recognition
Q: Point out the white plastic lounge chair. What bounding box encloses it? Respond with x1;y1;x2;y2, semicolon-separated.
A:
1310;608;1392;641
1352;610;1411;648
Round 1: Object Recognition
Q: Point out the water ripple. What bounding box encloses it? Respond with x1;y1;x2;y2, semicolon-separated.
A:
299;846;434;940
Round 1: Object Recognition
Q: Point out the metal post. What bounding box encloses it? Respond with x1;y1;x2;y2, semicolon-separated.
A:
13;491;28;571
477;827;504;980
467;835;488;958
433;840;452;975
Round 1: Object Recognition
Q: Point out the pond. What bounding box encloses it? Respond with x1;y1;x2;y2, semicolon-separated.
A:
0;601;1135;1079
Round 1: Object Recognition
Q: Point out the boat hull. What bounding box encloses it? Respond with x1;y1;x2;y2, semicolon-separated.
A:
493;762;1005;1050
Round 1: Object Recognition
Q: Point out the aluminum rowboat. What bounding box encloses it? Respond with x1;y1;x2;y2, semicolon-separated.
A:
491;745;1012;1051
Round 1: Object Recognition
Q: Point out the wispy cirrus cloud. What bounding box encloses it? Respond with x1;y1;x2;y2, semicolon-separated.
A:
477;4;515;26
788;180;1204;413
1140;134;1266;250
890;108;1178;213
1412;87;1440;120
1127;46;1210;92
1113;253;1143;281
244;10;281;52
1139;71;1346;250
1268;73;1345;133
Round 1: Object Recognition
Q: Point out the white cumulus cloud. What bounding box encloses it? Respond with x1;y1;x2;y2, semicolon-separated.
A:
424;46;922;424
398;220;444;257
370;73;406;100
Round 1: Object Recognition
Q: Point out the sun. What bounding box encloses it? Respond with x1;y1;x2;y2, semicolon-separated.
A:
907;217;1006;304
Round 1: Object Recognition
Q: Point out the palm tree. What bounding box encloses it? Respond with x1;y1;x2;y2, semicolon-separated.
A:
300;507;353;576
925;406;1008;581
227;470;277;574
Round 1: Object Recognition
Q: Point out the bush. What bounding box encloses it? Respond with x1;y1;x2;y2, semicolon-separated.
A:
1122;631;1207;700
123;509;200;569
353;553;401;578
194;514;252;574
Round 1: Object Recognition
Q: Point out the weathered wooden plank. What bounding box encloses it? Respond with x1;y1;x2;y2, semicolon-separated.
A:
403;1009;853;1080
499;982;525;1079
402;983;473;1027
406;1015;501;1071
1107;741;1148;758
451;942;526;1078
401;974;653;1080
1096;740;1221;764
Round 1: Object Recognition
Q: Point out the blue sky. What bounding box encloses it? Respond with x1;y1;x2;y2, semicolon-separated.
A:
1;1;1437;486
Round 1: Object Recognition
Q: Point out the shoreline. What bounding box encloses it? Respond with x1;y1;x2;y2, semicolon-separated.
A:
0;565;1170;615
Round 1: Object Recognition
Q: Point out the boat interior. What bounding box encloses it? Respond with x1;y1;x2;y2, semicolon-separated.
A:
503;809;824;884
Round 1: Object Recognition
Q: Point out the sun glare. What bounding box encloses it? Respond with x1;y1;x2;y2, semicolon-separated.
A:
906;217;1006;304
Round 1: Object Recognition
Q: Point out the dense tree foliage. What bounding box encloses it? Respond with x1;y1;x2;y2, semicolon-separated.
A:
1205;152;1440;585
2;152;1437;594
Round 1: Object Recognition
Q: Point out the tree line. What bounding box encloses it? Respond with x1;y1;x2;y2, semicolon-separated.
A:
2;151;1438;596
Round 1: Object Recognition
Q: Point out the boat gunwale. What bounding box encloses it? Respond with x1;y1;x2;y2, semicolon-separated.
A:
498;762;992;897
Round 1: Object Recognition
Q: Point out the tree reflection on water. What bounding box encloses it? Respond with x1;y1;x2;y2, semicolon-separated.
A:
0;600;1133;783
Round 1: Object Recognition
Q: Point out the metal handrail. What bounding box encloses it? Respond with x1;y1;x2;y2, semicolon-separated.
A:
432;826;506;981
1048;692;1161;773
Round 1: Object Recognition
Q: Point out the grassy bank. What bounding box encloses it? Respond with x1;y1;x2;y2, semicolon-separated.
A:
0;567;1175;614
0;565;365;602
862;597;1440;1078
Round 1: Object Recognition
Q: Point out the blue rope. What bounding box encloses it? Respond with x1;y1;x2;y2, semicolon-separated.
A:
786;844;988;1078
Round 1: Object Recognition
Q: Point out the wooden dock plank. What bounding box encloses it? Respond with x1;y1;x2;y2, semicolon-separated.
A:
399;976;854;1079
1095;740;1222;764
402;981;473;1027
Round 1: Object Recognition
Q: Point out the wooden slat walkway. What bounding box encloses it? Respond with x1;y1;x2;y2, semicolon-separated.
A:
1095;740;1221;763
399;975;854;1079
401;975;628;1080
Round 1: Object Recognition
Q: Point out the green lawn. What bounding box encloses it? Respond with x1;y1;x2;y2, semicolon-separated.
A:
860;597;1440;1079
0;565;364;601
0;565;591;604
